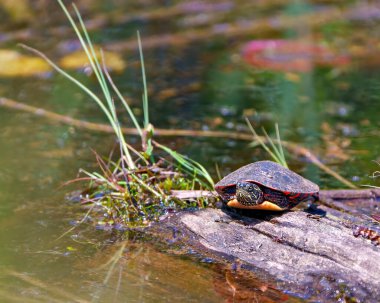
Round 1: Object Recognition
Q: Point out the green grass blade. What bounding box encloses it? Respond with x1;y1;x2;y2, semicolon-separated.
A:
245;118;281;163
131;175;163;198
21;42;135;169
261;127;288;168
137;31;154;158
245;118;287;167
20;45;112;130
137;31;149;128
155;142;214;188
55;0;135;169
57;1;104;95
102;62;143;137
275;123;287;167
188;157;215;187
72;4;133;167
72;4;112;109
215;163;222;181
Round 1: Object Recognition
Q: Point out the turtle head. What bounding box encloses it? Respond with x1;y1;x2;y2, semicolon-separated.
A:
235;182;264;206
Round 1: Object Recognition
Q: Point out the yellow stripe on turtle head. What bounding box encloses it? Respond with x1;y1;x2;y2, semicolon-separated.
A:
227;199;285;211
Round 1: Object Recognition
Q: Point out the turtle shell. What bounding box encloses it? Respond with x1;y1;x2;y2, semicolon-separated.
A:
215;161;319;210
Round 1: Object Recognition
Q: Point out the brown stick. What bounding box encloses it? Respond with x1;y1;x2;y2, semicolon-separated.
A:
0;97;357;188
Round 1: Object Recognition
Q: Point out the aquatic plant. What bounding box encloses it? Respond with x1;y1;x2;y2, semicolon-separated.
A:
23;0;214;228
246;118;288;168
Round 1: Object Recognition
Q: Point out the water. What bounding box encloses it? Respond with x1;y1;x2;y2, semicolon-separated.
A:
0;0;380;302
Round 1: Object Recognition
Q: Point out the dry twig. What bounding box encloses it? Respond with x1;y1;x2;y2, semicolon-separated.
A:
0;97;356;188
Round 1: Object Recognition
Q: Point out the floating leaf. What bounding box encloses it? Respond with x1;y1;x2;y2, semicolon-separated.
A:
59;49;126;72
0;49;51;77
242;39;350;72
0;0;32;22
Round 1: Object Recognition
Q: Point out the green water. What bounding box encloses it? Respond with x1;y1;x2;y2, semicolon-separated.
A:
0;0;380;302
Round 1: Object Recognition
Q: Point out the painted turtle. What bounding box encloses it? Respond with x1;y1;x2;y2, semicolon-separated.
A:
215;161;319;211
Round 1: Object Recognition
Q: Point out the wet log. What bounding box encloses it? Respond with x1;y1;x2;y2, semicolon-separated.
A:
159;189;380;302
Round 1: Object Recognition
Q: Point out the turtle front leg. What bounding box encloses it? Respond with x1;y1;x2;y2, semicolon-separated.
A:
235;182;264;206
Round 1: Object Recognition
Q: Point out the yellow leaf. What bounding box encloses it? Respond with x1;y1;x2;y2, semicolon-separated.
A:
285;72;300;83
0;0;32;22
59;49;126;72
0;49;51;77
